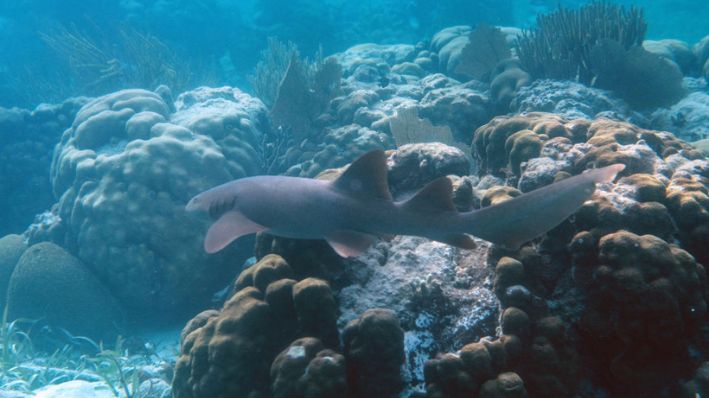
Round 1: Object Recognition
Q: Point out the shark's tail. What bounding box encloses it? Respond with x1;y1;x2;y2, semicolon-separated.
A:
464;164;625;250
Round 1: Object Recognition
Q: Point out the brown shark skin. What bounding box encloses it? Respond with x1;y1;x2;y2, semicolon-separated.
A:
187;151;624;256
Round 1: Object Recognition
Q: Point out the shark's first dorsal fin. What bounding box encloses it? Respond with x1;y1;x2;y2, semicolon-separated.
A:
402;177;456;212
332;150;392;201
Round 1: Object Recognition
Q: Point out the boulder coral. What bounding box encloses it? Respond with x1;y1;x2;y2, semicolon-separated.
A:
48;87;267;318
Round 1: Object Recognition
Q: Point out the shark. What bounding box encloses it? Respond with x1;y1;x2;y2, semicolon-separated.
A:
186;150;624;257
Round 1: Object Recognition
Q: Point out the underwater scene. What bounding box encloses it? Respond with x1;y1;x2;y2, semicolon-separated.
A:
1;0;708;397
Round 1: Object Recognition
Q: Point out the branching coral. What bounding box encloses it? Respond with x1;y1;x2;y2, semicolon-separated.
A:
515;2;646;84
40;23;194;95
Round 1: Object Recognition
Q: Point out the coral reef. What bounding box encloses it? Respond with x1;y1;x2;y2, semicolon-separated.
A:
3;7;709;396
511;80;638;122
693;34;709;80
0;97;88;236
651;91;709;142
6;242;124;340
432;112;709;397
386;143;470;195
489;59;531;112
47;87;267;319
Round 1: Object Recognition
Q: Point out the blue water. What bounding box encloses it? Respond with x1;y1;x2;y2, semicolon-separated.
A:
0;1;708;397
1;0;707;108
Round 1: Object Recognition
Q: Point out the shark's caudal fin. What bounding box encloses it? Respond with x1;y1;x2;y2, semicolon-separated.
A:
465;164;625;250
331;150;392;201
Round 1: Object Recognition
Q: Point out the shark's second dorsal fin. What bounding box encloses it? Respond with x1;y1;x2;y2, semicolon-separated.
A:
402;177;456;212
332;150;392;201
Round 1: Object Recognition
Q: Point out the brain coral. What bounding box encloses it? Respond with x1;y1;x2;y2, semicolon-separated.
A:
49;87;267;318
6;242;124;340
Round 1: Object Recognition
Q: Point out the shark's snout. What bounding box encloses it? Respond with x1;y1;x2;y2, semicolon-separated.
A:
185;195;204;212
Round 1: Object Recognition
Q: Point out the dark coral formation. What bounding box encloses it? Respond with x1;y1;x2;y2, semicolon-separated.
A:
424;251;580;398
173;254;339;398
342;309;405;398
420;112;708;397
271;337;347;398
173;255;405;398
576;231;706;396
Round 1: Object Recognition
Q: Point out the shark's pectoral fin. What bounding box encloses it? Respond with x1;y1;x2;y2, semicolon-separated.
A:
325;230;378;258
204;211;266;254
437;234;477;250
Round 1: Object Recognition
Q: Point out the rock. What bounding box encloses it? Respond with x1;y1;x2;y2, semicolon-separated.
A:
33;380;114;398
511;80;638;122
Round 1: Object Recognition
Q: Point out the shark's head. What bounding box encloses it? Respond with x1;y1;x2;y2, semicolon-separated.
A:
185;193;208;212
186;181;242;218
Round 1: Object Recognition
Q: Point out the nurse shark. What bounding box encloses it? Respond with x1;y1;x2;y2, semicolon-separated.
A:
186;150;624;257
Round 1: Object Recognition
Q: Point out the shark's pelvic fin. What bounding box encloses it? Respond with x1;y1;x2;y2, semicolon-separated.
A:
401;176;456;212
325;229;378;257
438;234;477;249
204;211;266;254
332;150;392;201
